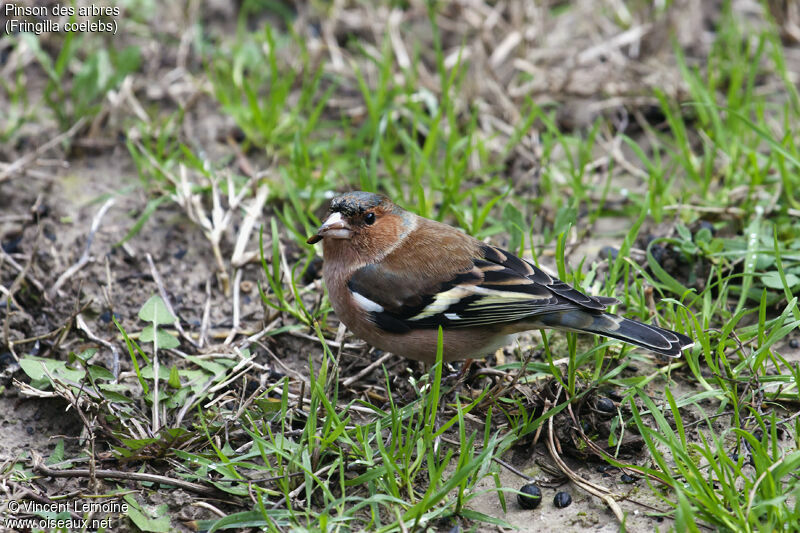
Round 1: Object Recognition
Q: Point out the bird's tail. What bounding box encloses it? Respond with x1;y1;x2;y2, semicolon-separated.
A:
535;310;694;357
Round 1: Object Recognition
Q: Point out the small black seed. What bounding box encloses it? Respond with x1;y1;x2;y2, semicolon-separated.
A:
596;397;615;414
620;474;637;483
697;220;715;235
2;237;22;254
518;483;542;510
596;465;607;473
99;310;120;323
173;247;187;260
26;426;34;435
598;246;619;261
790;339;799;349
553;491;572;508
268;369;286;381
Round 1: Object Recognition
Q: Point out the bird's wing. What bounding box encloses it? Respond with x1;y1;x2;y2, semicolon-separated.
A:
346;243;618;333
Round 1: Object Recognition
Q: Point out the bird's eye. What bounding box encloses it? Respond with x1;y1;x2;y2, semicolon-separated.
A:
364;212;376;225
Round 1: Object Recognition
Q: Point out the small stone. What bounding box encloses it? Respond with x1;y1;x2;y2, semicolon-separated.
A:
621;474;638;483
596;397;615;414
99;310;120;323
553;491;572;508
518;483;542;510
790;339;799;349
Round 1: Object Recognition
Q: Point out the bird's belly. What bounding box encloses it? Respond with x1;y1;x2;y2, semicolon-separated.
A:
353;324;514;364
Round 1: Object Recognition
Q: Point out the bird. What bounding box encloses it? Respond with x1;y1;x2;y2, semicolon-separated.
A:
307;191;694;363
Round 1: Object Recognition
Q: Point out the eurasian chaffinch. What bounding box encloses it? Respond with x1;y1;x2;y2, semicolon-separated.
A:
308;191;693;363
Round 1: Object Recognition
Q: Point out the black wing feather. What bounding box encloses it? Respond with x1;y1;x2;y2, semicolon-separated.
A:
346;242;615;332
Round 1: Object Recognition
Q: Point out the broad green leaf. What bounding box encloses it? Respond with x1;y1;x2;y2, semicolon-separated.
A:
167;365;181;388
138;295;176;325
19;356;85;384
140;325;180;349
761;272;800;289
87;365;115;381
123;495;170;533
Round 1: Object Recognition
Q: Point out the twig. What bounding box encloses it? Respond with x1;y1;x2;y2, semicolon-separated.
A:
31;451;221;497
578;24;652;64
0;242;45;294
200;279;212;348
224;268;243;345
190;501;226;518
342;352;394;388
9;299;90;357
492;457;534;481
6;481;84;521
146;253;197;348
35;364;99;491
231;183;269;268
0;118;86;183
289;330;365;351
49;198;115;299
545;396;625;523
76;315;121;381
152;332;161;433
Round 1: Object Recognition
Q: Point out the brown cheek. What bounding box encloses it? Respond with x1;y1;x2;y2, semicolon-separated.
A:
375;217;399;240
349;213;402;258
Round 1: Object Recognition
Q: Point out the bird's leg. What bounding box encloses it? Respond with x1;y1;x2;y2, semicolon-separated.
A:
439;358;475;392
453;358;475;385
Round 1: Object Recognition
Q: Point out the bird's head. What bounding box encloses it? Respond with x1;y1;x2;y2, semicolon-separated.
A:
307;191;415;263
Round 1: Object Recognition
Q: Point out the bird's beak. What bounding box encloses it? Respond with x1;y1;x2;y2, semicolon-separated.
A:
307;211;352;244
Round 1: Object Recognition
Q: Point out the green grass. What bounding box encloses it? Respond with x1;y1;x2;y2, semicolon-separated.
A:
5;0;800;531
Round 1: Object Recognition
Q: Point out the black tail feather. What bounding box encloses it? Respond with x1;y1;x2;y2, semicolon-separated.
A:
536;311;694;357
586;314;694;357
